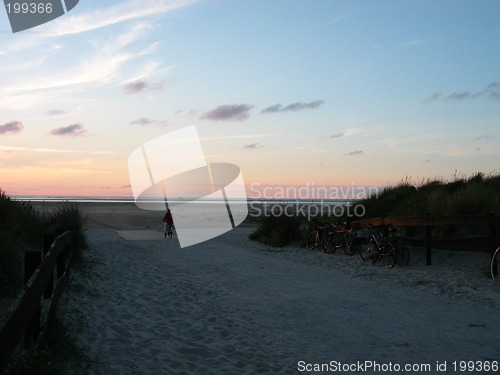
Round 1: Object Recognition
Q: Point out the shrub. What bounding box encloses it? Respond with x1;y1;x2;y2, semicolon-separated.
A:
249;214;303;247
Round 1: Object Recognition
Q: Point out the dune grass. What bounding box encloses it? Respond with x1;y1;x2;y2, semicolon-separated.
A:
356;172;500;218
0;190;89;374
249;172;500;247
249;214;303;247
0;189;87;297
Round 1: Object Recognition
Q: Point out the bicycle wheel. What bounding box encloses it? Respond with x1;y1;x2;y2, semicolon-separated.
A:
491;247;500;280
343;233;357;255
322;232;337;254
396;244;410;267
382;242;396;268
359;243;377;263
306;231;318;250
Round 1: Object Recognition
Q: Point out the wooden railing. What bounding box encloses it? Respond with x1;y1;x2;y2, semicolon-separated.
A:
0;231;75;373
351;214;499;265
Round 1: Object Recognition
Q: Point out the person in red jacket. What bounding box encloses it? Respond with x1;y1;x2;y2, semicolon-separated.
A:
162;209;174;238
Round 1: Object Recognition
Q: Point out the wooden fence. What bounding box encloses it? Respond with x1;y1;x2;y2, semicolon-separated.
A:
0;231;75;373
350;214;499;265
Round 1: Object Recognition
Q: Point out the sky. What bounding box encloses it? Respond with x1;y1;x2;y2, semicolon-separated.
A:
0;0;499;198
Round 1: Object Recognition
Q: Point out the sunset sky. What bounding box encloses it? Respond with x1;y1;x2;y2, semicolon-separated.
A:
0;0;499;198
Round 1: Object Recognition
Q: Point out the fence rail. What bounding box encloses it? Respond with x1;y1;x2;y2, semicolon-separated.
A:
0;231;74;373
351;215;499;265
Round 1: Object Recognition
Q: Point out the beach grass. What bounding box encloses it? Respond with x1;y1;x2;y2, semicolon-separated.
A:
249;172;500;247
249;214;303;247
356;172;500;218
0;190;87;296
3;313;90;375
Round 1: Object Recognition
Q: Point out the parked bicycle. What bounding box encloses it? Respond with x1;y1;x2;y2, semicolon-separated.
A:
305;221;335;251
359;224;397;268
390;231;410;267
323;222;358;255
491;247;500;279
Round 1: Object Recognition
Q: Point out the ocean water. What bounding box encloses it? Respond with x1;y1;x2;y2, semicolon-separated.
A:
11;195;355;205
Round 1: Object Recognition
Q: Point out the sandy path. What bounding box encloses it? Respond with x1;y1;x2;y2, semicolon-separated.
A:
60;225;500;375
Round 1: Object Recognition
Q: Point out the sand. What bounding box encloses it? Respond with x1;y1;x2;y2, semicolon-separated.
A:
49;203;500;374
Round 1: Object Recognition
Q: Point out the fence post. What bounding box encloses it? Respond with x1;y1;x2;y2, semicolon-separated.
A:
43;234;55;299
426;213;432;266
489;213;497;245
23;250;42;347
56;243;68;278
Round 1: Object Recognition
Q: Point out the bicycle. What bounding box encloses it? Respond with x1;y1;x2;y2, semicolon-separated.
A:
491;247;500;279
359;224;397;268
323;222;358;255
164;223;174;239
305;221;334;251
390;230;410;267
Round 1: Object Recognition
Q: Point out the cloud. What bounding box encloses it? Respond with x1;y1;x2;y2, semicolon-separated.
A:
243;143;263;149
479;81;500;99
47;109;68;116
426;81;500;102
130;117;154;126
46;0;198;37
0;121;23;135
344;150;363;156
0;145;114;154
446;91;471;101
130;117;168;126
0;22;162;111
329;133;344;138
49;123;87;137
424;92;442;102
262;100;325;113
201;104;254;121
123;79;165;94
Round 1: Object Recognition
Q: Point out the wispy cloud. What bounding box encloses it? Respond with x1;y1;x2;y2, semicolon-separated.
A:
200;133;273;141
242;143;263;149
399;39;426;47
130;117;168;126
123;79;165;94
49;123;87;137
344;150;363;156
46;109;68;116
0;145;114;154
0;2;185;111
324;13;350;26
46;0;199;37
201;104;254;121
329;133;344;138
0;121;23;135
262;100;325;113
425;81;500;102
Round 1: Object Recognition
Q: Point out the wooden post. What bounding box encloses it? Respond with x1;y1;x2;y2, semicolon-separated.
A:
23;250;42;347
43;234;55;299
489;213;497;246
56;245;67;278
24;251;41;284
426;214;432;266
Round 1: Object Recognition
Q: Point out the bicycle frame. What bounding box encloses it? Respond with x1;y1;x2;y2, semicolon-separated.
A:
359;225;396;268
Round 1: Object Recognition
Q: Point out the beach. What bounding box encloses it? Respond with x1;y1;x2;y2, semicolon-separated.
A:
54;202;500;374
